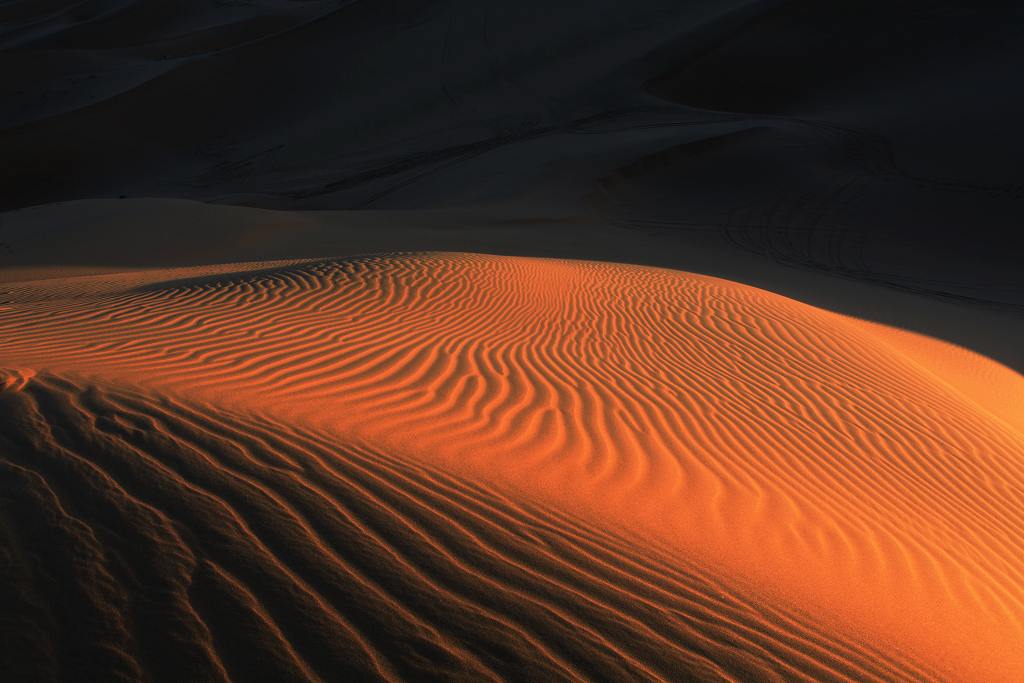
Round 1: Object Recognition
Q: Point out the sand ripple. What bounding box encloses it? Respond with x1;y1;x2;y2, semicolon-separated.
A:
2;253;1023;679
0;375;935;682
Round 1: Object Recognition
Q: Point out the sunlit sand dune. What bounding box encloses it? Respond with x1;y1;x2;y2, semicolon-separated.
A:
2;253;1023;680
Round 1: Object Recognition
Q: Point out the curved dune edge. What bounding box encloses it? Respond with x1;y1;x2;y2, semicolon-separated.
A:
855;319;1024;437
2;252;1023;680
0;374;932;682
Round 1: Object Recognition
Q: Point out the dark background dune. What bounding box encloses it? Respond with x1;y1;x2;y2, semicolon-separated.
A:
2;0;1023;313
2;0;1022;369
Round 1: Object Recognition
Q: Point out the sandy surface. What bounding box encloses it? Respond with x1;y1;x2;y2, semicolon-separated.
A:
3;252;1022;680
3;2;1023;680
3;198;1022;375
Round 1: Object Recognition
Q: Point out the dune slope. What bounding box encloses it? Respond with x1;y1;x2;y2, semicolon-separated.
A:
2;252;1023;680
0;373;933;682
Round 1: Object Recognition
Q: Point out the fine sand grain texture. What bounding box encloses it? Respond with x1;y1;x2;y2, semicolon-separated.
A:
2;252;1023;681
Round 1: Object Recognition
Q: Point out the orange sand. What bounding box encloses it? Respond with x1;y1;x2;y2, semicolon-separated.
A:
2;252;1022;680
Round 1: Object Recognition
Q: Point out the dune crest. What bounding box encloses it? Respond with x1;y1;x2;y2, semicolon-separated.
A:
2;252;1023;680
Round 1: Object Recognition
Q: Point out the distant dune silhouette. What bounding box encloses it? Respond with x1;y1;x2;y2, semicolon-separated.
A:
2;1;1022;309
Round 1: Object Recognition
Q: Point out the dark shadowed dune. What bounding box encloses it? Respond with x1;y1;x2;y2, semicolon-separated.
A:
1;1;1022;313
634;0;1024;309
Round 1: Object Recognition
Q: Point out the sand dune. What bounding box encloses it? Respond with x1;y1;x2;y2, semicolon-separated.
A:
2;252;1023;680
3;197;1022;374
1;373;935;682
4;2;1021;679
3;1;1022;310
